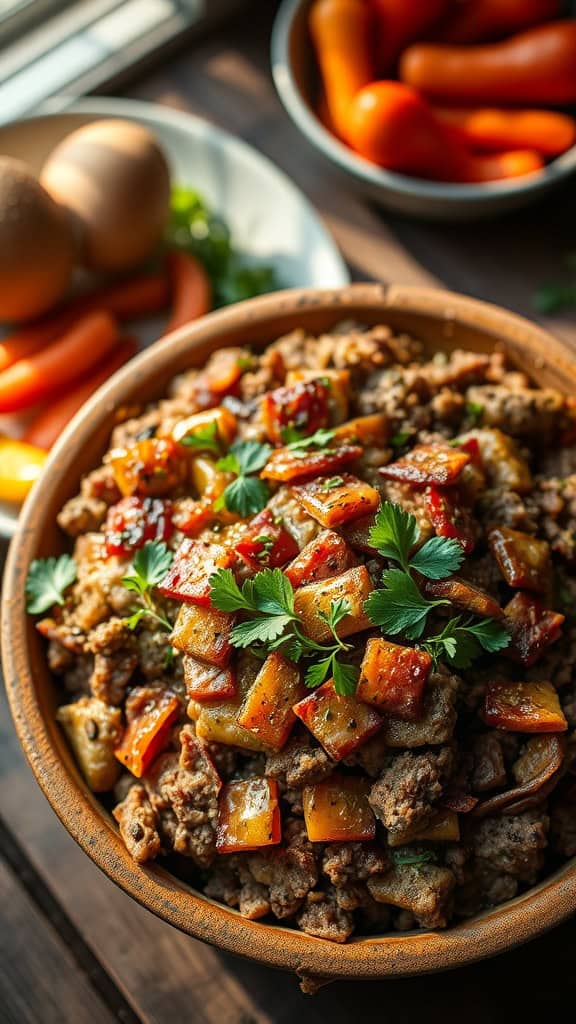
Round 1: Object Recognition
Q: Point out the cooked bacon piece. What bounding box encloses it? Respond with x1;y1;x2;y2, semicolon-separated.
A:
109;438;187;498
294;473;380;528
159;538;234;606
171;603;235;667
216;778;281;853
488;526;551;593
380;443;470;487
358;638;432;721
473;735;565;819
114;687;180;778
183;655;236;703
483;680;567;733
238;652;305;750
285;530;357;588
422;577;503;620
303;776;376;842
261;379;330;444
293;680;382;761
104;496;174;556
425;485;477;554
261;443;362;483
284;368;350;423
333;413;389;448
504;592;565;667
234;509;299;571
293;566;373;643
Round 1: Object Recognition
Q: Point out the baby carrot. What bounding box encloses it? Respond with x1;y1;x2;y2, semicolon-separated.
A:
0;310;119;413
163;250;212;335
23;336;138;450
435;107;576;156
309;0;374;141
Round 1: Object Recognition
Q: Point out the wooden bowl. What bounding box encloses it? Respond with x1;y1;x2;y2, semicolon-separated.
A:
3;283;576;987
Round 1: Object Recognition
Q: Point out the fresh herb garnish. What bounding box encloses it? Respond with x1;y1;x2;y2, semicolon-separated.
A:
180;421;222;456
122;541;173;632
391;849;438;868
167;186;279;307
284;427;336;451
366;501;508;663
390;430;412;450
214;440;272;517
321;476;345;491
421;615;510;669
465;400;484;424
25;554;77;614
209;567;358;695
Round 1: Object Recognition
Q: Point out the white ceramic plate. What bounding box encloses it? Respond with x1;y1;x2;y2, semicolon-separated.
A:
0;97;348;539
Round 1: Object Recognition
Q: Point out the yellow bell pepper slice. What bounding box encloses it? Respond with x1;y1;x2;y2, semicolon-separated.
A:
0;436;47;503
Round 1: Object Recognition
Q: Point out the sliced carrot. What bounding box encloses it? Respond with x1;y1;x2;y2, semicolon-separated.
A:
0;269;168;375
163;250;212;335
0;310;119;413
23;336;138;450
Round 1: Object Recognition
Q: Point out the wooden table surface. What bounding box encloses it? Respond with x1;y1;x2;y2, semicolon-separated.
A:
2;4;576;1022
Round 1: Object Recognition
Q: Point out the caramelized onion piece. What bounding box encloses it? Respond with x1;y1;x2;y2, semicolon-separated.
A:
472;734;565;818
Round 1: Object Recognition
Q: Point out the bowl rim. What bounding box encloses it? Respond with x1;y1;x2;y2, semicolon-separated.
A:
3;282;576;982
271;0;576;204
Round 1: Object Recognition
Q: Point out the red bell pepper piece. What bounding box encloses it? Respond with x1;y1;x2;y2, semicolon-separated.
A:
261;379;330;444
285;529;357;588
114;688;180;778
104;496;174;557
234;509;299;571
425;484;477;554
357;637;432;720
158;538;235;606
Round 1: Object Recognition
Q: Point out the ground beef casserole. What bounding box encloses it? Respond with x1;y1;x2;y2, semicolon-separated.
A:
35;321;576;943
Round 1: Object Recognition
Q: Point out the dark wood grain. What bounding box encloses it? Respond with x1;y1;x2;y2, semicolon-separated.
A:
2;2;576;1020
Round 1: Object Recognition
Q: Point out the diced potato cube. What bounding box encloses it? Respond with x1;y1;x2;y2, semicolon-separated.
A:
387;810;460;847
114;687;180;778
109;438;187;498
159;538;234;606
504;591;564;667
57;697;122;792
293;680;382;761
483;680;567;733
170;406;237;448
488;526;550;593
189;657;269;752
464;428;532;494
183;655;236;702
368;865;455;928
238;652;305;750
358;638;432;720
261;444;362;483
294;566;373;643
303;776;375;842
216;778;281;853
294;474;380;528
380;443;470;487
285;529;357;588
171;603;235;667
422;577;503;620
333;413;390;448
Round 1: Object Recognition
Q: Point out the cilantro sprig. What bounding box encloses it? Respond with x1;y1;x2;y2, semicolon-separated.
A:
180;421;222;456
209;567;358;695
366;501;509;664
122;541;174;632
283;427;336;450
214;440;272;517
25;554;77;614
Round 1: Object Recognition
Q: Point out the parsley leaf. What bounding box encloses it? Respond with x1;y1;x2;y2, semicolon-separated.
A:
365;569;449;640
231;614;294;648
122;541;173;595
368;501;419;571
215;440;271;517
390;430;412;450
305;657;334;689
180;421;222;456
422;616;510;669
391;849;437;868
284;427;336;451
25;554;77;614
209;568;257;612
410;535;464;579
332;658;359;697
251;568;295;616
